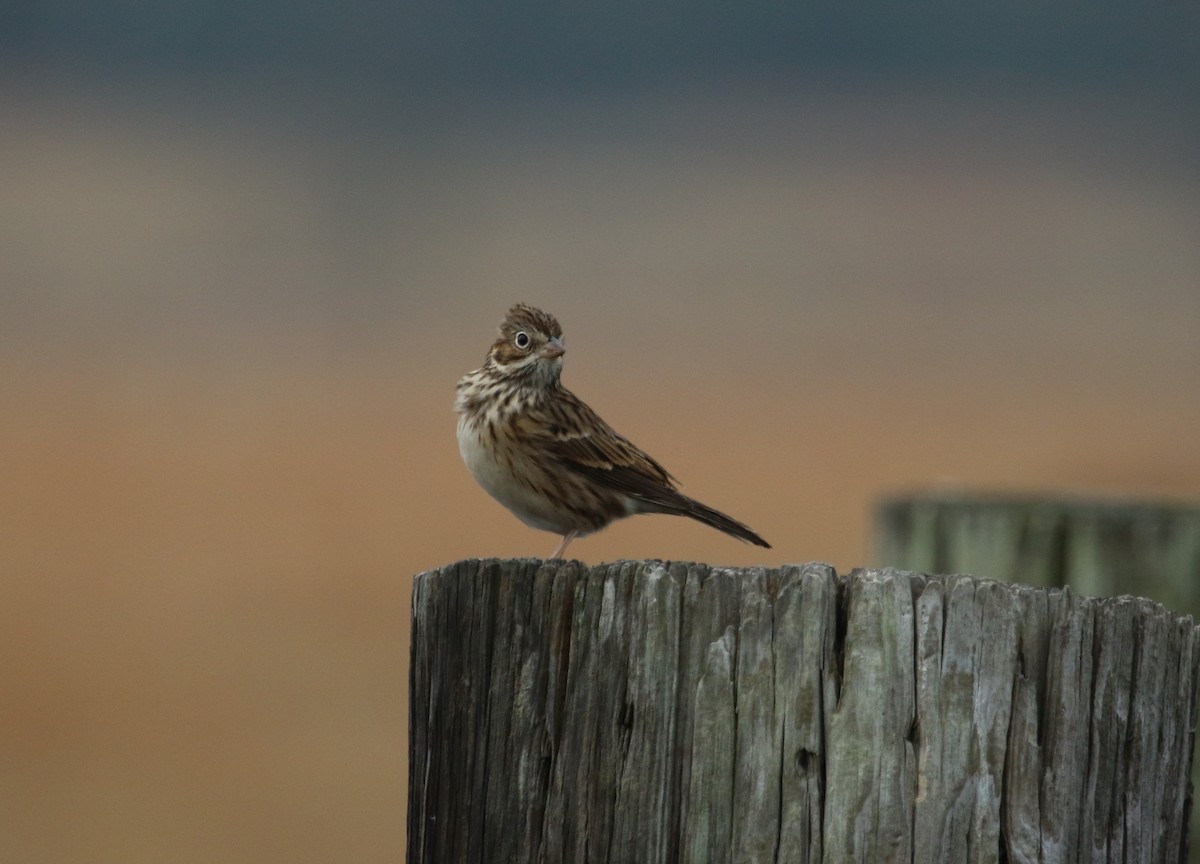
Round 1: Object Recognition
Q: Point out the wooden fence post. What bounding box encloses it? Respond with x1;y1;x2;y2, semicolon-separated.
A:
409;559;1199;863
873;495;1200;610
875;493;1200;861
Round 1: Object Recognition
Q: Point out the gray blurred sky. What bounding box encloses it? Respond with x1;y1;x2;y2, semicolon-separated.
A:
4;3;1199;105
4;2;1198;340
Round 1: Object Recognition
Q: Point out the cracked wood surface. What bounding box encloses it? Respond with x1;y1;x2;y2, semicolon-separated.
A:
409;560;1199;863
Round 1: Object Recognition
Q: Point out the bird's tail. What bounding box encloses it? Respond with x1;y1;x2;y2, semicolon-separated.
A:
672;495;771;548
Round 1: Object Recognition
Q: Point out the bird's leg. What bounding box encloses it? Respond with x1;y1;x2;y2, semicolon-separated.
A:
549;530;577;560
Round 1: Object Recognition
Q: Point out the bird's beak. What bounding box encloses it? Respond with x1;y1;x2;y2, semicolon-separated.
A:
540;337;565;360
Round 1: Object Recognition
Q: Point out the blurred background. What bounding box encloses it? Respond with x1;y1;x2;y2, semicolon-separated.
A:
3;2;1199;861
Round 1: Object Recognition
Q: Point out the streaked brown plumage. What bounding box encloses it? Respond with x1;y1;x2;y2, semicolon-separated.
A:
455;303;770;558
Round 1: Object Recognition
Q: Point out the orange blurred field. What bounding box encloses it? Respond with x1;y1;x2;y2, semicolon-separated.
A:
2;80;1198;862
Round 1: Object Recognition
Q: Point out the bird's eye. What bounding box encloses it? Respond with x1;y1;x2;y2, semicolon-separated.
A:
514;331;531;349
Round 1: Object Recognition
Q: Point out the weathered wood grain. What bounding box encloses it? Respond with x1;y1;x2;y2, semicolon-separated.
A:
409;560;1200;863
874;493;1200;860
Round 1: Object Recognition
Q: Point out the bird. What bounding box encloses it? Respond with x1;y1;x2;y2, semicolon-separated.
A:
455;303;770;559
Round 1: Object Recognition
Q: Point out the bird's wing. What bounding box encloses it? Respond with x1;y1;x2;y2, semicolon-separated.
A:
519;390;683;505
517;388;771;547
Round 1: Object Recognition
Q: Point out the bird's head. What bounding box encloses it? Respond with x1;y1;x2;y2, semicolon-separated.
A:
487;303;566;388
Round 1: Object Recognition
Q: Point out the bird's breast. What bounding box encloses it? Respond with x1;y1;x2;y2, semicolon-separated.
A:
456;412;579;534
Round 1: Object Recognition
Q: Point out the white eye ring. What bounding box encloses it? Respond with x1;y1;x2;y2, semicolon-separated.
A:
514;331;531;349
